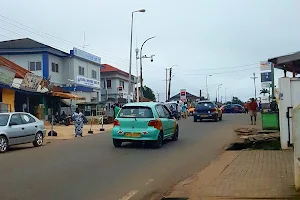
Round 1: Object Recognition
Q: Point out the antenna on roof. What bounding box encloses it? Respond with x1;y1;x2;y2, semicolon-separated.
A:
82;31;89;50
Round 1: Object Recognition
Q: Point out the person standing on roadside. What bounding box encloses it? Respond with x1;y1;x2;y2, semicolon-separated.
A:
249;98;258;125
114;104;120;118
72;108;84;137
244;102;249;114
182;102;187;119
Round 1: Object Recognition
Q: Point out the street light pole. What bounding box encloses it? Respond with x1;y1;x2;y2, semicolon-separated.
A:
225;88;227;103
217;84;222;103
206;75;212;100
139;36;155;100
127;9;145;103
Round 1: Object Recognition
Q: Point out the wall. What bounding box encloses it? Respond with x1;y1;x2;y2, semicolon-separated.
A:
71;58;100;86
48;54;65;84
2;54;43;77
2;88;15;112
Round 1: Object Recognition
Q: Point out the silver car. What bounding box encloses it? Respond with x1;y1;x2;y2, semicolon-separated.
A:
0;112;46;153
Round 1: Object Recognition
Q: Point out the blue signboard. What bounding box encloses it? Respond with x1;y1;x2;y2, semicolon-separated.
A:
72;48;101;65
261;72;272;82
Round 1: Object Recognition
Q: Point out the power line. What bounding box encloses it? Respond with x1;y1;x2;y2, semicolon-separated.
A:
183;63;259;71
178;66;259;76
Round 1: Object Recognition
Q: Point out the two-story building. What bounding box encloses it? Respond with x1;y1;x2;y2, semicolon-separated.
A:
0;38;101;104
101;64;135;104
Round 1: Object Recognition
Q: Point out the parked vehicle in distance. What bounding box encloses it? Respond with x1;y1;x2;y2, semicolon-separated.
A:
193;101;222;122
112;102;179;148
49;112;71;126
164;101;181;120
0;112;46;153
222;104;245;113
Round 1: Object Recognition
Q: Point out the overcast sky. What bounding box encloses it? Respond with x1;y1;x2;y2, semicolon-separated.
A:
1;0;299;101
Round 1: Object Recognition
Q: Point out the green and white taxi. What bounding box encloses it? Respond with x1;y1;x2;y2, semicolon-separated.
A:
111;102;179;148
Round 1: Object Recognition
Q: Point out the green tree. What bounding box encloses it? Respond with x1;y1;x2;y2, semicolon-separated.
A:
142;85;156;101
232;96;243;105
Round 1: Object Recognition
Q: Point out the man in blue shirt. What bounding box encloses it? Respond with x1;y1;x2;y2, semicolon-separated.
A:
182;102;187;119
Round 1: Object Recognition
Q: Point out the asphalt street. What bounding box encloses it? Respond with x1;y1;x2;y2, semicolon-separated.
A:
0;114;250;200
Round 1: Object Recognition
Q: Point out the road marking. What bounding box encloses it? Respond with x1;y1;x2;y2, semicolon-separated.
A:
119;190;138;200
145;179;154;185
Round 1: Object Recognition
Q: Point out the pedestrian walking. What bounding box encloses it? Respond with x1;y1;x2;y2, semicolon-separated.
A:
72;108;84;137
182;102;187;119
114;104;120;118
244;102;249;114
249;98;258;125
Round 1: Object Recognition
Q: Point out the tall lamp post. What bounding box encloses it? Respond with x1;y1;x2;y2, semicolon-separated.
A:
206;75;212;100
139;36;155;101
216;84;222;103
127;9;146;103
225;88;228;103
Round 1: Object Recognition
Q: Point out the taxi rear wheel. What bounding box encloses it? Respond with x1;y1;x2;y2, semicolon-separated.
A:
113;139;122;147
153;133;163;149
172;126;179;141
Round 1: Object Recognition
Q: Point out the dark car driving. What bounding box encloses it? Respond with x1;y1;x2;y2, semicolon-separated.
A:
193;101;222;122
223;104;245;113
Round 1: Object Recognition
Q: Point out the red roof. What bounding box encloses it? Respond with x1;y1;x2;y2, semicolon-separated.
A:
101;64;129;76
0;56;30;78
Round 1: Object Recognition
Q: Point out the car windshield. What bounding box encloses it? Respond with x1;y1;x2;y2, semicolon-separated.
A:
0;114;9;126
165;103;176;110
118;106;154;118
196;102;215;109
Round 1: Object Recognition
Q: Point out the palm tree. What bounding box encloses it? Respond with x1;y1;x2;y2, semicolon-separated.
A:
260;88;269;96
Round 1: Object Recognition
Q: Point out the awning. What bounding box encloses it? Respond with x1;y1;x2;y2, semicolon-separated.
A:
51;92;86;100
268;51;300;75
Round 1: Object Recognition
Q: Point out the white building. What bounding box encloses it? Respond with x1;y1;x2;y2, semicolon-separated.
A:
0;38;101;102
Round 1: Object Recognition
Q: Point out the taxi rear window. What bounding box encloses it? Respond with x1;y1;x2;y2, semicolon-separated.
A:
196;102;215;109
118;106;154;118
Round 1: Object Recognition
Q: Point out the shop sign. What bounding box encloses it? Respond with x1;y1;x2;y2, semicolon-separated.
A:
0;66;15;86
260;61;272;72
72;48;101;64
20;73;43;91
76;76;100;88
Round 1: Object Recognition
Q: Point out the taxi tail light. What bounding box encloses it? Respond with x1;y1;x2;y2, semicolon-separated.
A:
148;119;162;130
113;119;120;126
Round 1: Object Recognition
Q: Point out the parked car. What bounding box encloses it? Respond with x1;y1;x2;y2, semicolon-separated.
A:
0;112;46;153
193;101;223;122
223;104;245;113
112;102;179;148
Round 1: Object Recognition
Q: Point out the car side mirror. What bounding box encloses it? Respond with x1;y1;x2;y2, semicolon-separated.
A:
9;122;18;126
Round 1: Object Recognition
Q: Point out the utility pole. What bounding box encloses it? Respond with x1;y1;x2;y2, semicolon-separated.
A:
166;68;168;102
250;72;258;99
157;92;160;102
167;67;172;101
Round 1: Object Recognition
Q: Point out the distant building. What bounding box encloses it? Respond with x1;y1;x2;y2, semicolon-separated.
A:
101;64;136;103
169;92;200;102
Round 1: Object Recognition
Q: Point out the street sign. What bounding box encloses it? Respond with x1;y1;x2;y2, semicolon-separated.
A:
260;61;272;72
180;89;187;102
261;72;272;82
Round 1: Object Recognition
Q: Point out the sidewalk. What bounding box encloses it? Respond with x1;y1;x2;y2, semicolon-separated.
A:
166;150;299;199
45;123;113;140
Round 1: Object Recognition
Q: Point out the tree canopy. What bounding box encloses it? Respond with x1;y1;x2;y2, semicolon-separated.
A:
142;85;156;101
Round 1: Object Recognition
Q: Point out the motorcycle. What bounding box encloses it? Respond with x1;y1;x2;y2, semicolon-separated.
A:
49;113;71;126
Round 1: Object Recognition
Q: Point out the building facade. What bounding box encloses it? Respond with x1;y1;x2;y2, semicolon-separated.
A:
0;38;101;103
101;64;135;103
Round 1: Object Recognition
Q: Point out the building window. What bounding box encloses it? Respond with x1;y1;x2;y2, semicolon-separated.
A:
120;80;125;89
51;63;59;73
79;66;84;76
29;61;42;71
92;70;97;79
106;79;112;88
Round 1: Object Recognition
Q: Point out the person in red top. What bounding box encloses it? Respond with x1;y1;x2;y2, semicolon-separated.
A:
249;98;258;125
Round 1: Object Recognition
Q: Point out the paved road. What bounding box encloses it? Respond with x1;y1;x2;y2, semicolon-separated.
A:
0;114;249;200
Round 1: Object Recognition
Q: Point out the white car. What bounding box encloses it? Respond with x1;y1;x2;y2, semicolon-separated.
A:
0;112;46;153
